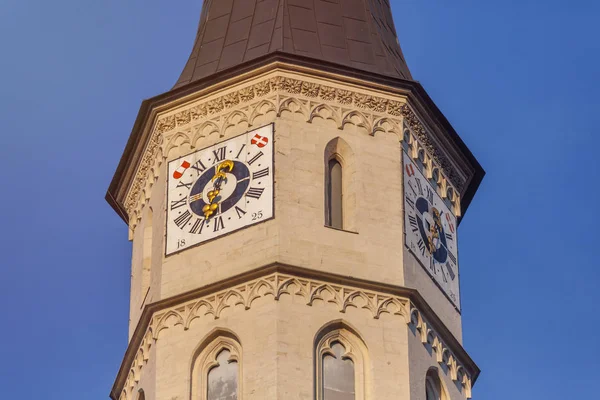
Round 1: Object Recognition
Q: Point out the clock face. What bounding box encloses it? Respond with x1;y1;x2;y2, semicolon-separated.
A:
166;124;274;255
403;151;460;309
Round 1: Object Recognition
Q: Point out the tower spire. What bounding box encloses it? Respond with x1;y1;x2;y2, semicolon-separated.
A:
174;0;413;88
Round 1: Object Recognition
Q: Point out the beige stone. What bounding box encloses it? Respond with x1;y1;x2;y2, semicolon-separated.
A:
110;67;478;400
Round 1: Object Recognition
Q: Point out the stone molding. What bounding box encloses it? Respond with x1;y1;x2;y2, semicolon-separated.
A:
124;74;464;232
112;265;476;400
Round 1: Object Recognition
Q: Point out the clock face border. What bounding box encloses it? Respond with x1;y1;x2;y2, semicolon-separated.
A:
402;150;461;311
164;123;275;257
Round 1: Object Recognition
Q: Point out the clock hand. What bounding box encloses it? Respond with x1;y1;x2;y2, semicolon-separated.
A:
203;160;234;219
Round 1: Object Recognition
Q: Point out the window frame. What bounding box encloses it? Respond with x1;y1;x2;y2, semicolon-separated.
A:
326;157;344;229
323;137;356;232
191;335;242;400
315;328;367;400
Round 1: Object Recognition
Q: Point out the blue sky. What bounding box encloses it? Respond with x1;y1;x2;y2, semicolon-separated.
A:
0;1;598;399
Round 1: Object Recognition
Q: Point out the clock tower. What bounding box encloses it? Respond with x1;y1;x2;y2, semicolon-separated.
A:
106;2;485;400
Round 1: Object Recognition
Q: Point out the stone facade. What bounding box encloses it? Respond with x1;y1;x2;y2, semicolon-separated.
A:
110;67;479;400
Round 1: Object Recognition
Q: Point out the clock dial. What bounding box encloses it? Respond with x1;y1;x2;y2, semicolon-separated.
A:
403;151;460;309
166;124;274;255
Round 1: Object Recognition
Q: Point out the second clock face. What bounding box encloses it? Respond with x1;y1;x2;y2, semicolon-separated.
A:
166;124;274;255
403;151;460;309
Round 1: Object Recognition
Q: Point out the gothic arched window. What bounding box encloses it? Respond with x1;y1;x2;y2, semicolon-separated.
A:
327;159;343;229
315;322;367;400
324;138;356;232
323;341;355;400
207;349;238;400
191;332;242;400
425;370;446;400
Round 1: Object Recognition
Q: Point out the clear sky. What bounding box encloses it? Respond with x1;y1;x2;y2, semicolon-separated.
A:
0;1;598;399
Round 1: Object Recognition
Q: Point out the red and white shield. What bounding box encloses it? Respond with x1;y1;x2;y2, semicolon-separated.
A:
251;134;269;148
173;161;191;179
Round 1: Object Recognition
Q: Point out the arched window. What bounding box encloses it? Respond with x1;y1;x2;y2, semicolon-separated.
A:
327;159;343;229
324;138;356;232
315;322;367;400
323;341;354;400
141;207;153;306
137;389;146;400
207;349;238;400
191;331;242;400
425;370;446;400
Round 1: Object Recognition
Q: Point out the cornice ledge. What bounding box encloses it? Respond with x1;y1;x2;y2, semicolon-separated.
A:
110;263;479;400
122;72;465;234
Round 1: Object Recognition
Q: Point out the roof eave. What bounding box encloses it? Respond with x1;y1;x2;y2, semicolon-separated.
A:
105;52;484;225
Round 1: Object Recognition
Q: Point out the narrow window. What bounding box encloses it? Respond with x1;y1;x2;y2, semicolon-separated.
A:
425;371;445;400
327;159;343;229
426;378;439;400
207;349;238;400
323;342;355;400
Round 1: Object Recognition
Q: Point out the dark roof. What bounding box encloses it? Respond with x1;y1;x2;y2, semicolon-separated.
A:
174;0;413;88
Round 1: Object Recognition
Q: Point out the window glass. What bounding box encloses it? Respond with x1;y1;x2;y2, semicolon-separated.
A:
426;375;442;400
207;349;238;400
328;159;343;229
323;342;355;400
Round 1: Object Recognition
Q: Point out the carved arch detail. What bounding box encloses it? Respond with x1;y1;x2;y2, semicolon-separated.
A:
123;75;464;233
190;330;243;400
115;271;473;400
314;321;369;400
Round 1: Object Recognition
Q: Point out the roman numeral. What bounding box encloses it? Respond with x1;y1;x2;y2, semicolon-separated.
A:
445;262;456;281
445;233;454;241
252;168;269;180
247;151;263;165
170;198;187;210
246;187;265;199
191;160;207;174
441;267;448;282
212;216;225;232
405;197;415;210
174;211;192;229
189;218;206;234
407;181;417;197
213;146;227;163
417;238;426;256
235;206;247;219
408;215;418;232
416;178;423;196
448;252;457;265
235;144;246;159
426;187;434;204
176;180;192;189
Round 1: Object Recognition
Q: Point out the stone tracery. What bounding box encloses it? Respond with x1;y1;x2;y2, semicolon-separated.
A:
116;270;474;400
123;75;465;233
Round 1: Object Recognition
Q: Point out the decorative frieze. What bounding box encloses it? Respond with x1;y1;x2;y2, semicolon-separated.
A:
124;75;465;231
401;105;464;191
115;270;474;400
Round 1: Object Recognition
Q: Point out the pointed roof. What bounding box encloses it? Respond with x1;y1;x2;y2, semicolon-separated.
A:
174;0;413;88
